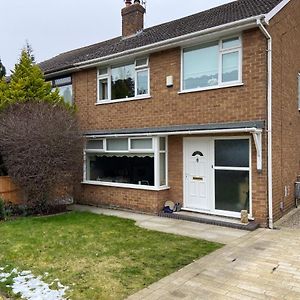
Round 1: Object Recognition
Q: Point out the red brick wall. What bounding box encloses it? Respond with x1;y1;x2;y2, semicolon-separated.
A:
78;184;169;214
269;0;300;221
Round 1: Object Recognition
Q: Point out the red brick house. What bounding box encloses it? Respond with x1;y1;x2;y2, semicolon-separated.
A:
41;0;300;228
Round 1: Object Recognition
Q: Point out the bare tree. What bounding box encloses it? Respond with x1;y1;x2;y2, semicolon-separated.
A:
0;102;83;213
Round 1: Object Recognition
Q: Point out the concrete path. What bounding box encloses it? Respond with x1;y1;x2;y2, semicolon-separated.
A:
69;205;248;244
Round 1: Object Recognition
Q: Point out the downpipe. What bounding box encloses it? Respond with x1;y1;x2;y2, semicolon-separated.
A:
257;19;273;229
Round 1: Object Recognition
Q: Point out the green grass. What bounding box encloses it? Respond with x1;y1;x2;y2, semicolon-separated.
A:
0;212;222;299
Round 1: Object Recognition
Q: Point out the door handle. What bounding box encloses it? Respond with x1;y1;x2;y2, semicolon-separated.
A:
193;176;203;181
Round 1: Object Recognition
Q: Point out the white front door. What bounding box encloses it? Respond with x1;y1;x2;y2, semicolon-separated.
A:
184;138;212;211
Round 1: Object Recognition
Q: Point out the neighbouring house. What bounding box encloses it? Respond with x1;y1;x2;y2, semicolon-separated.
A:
40;0;300;227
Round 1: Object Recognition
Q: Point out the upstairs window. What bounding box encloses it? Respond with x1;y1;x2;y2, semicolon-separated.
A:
52;76;73;105
182;36;242;91
97;58;149;103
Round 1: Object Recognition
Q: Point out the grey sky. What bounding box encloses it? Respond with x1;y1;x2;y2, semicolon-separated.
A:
1;0;234;73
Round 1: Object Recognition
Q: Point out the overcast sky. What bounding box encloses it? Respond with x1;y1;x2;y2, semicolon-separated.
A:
1;0;234;73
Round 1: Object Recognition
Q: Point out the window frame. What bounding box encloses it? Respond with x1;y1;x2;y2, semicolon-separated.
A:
180;35;243;93
96;58;150;104
83;136;168;190
212;136;252;217
51;76;73;104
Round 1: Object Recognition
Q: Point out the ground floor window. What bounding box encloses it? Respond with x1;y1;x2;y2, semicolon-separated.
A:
214;139;250;213
84;136;167;189
87;154;154;186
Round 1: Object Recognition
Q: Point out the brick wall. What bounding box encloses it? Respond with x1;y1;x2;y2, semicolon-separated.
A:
269;0;300;221
78;184;169;214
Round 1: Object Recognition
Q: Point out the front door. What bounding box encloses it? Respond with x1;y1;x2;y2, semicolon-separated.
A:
184;138;212;211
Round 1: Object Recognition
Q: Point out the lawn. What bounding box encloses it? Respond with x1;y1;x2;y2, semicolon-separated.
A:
0;212;222;299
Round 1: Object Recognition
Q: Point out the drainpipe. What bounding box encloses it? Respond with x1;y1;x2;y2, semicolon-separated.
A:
257;19;273;229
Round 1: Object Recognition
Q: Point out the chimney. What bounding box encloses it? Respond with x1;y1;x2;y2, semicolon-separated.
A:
121;0;146;37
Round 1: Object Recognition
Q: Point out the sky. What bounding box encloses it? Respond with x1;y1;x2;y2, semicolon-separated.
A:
1;0;234;73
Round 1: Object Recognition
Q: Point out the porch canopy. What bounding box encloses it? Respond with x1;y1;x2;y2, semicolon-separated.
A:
84;120;264;171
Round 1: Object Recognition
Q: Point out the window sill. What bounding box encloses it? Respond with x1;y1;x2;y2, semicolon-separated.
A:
95;95;151;105
178;82;244;94
82;181;170;191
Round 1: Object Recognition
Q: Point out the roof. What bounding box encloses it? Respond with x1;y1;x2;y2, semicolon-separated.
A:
40;0;284;75
84;120;265;137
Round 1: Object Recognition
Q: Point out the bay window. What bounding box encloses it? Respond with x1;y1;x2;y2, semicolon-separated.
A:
182;36;242;91
97;58;149;103
84;136;167;189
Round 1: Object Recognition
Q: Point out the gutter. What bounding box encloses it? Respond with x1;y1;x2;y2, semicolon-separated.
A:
45;15;266;78
257;19;273;229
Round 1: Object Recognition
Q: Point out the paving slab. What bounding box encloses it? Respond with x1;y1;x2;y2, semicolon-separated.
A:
69;205;248;244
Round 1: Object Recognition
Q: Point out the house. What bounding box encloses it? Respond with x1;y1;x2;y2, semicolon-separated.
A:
40;0;300;228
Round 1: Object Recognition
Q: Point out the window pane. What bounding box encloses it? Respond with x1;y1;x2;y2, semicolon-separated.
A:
215;170;249;212
183;42;219;90
222;37;240;49
87;154;154;186
131;138;152;150
99;68;108;76
215;139;249;167
137;70;148;95
99;78;108;100
57;85;73;105
160;137;166;151
86;140;103;150
111;64;135;100
136;58;148;67
222;52;239;82
53;77;72;86
107;138;128;151
160;153;166;186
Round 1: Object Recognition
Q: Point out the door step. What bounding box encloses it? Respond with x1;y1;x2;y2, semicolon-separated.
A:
158;211;259;231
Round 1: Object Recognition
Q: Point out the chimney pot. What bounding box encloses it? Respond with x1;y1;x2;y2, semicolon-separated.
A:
125;0;132;6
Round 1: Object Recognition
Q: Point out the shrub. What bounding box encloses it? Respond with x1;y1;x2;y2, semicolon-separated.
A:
0;102;83;213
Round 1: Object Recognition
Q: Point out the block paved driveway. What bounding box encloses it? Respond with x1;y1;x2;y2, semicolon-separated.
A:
128;228;300;300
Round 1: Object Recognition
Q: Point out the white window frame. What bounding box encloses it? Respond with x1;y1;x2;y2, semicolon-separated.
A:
96;58;150;104
212;136;252;218
180;35;243;94
83;136;169;191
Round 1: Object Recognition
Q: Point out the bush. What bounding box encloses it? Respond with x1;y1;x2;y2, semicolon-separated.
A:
0;102;83;213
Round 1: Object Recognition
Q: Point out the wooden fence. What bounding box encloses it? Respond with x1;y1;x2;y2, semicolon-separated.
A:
0;176;23;204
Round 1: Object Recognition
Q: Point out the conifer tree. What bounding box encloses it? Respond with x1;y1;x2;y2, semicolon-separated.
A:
0;44;73;111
